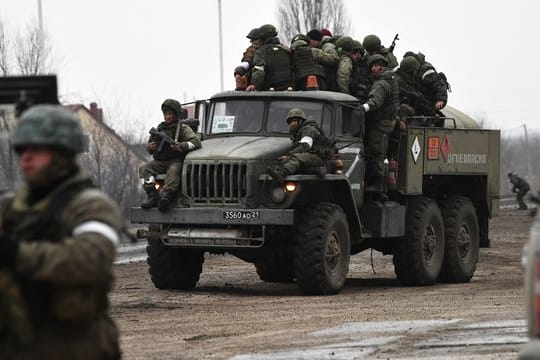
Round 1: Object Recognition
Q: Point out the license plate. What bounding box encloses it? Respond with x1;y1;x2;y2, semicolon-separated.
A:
223;210;261;220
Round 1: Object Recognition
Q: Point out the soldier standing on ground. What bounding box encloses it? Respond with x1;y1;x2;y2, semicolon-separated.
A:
361;54;399;194
508;172;530;210
139;99;201;211
266;108;333;183
246;24;293;91
0;105;123;359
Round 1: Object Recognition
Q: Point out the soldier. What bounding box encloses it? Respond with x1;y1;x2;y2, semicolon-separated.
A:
508;172;530;210
234;64;249;91
290;34;328;90
362;34;399;69
241;27;261;67
246;24;293;91
396;56;438;117
0;105;123;359
266;108;333;183
336;37;371;101
307;29;340;91
235;27;261;90
361;54;399;193
139;99;201;211
403;51;448;110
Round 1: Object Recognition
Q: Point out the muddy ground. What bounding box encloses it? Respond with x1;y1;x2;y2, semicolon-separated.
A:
111;208;534;359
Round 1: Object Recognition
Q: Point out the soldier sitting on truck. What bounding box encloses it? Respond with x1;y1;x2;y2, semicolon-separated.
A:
266;108;334;183
139;99;201;211
508;172;530;210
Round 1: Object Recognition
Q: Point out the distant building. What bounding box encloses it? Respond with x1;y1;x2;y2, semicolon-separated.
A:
0;102;145;214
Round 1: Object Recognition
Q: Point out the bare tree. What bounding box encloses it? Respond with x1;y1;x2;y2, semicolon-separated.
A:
0;19;9;75
277;0;351;45
14;21;53;75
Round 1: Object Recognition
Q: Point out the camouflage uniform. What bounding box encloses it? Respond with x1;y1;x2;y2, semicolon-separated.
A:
362;55;399;188
139;99;201;209
317;35;340;91
250;25;292;91
404;51;448;108
508;173;530;210
336;37;371;101
0;105;123;360
267;108;333;182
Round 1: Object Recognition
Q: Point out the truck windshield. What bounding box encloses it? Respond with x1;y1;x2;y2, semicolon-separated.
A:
208;99;324;135
267;101;323;133
209;100;264;134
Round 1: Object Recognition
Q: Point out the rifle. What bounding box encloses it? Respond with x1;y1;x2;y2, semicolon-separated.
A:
149;127;176;153
389;33;399;52
399;86;438;118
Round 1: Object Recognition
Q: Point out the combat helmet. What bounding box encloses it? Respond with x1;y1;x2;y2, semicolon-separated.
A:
367;54;389;67
363;34;382;52
400;56;420;74
246;27;260;40
336;36;354;51
13;104;85;154
286;108;306;123
291;34;309;49
258;24;278;39
352;40;364;52
161;99;182;117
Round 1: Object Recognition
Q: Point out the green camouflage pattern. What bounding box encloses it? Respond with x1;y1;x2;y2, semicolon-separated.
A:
0;170;123;359
161;99;182;117
12;105;84;154
0;271;34;346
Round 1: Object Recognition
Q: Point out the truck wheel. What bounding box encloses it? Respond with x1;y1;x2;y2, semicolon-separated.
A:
439;196;479;283
254;255;295;283
294;203;350;295
146;239;204;290
393;197;444;286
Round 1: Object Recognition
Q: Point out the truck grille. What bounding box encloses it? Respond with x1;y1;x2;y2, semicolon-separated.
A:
185;162;248;204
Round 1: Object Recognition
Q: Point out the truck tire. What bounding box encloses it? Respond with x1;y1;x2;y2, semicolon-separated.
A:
254;255;295;283
393;197;444;286
146;238;204;290
293;202;350;295
439;196;479;283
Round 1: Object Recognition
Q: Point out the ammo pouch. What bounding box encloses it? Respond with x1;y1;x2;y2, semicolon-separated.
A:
50;287;100;323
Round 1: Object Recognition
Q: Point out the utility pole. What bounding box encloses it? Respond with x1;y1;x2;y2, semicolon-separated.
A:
37;0;44;72
217;0;224;92
523;124;532;180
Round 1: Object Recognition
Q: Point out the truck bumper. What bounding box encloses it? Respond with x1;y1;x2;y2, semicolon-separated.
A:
130;207;295;226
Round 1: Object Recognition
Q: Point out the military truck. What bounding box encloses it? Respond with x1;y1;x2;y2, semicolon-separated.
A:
131;90;500;295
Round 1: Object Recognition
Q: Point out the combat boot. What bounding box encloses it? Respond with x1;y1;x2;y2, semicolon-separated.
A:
266;166;287;184
141;184;159;209
158;191;175;212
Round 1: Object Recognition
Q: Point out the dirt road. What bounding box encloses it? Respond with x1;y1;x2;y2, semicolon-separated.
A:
111;208;533;359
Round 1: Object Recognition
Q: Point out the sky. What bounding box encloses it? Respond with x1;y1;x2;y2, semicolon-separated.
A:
2;0;539;138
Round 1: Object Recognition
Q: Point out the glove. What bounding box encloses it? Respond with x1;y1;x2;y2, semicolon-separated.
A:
173;142;188;153
0;234;20;269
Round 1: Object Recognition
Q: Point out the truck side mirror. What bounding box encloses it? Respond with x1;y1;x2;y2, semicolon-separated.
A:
351;108;364;138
